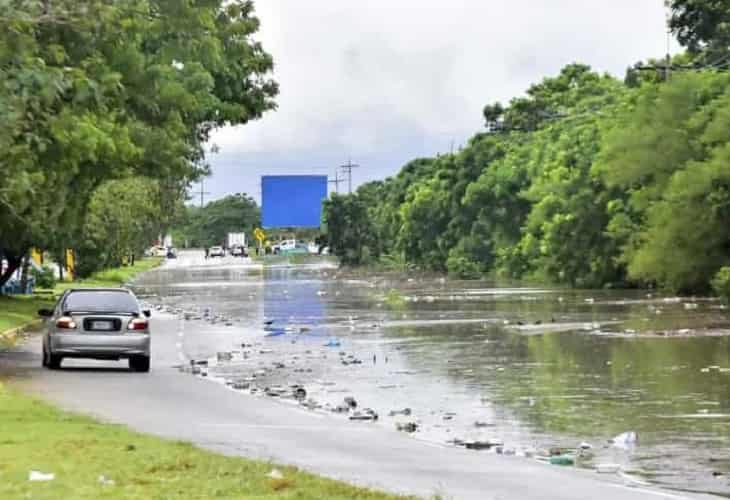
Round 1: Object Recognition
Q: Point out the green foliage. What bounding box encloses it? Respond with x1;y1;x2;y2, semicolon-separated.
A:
75;178;161;276
599;72;730;292
711;267;730;303
322;194;376;265
175;194;260;248
327;61;730;294
668;0;730;57
30;266;56;289
0;0;277;282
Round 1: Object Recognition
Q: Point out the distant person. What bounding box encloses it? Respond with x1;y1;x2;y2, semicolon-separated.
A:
204;247;209;259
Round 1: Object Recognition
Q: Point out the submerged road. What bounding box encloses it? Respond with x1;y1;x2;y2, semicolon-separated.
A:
1;312;717;499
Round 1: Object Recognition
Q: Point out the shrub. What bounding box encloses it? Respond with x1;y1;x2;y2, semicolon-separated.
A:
711;266;730;303
31;265;57;289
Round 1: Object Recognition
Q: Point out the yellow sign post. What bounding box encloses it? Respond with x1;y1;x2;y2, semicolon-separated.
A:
253;228;266;245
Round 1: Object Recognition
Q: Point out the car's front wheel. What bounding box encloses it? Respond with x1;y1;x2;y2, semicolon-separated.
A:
129;355;150;372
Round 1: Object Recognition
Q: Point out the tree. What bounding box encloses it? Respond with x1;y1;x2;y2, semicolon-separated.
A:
321;194;374;265
78;178;162;275
598;72;730;291
668;0;730;57
0;0;277;288
175;194;260;248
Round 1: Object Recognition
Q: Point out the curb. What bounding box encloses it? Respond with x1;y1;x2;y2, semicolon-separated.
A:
0;319;43;348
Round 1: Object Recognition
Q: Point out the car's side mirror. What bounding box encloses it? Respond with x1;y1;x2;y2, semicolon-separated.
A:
38;308;54;318
142;309;151;318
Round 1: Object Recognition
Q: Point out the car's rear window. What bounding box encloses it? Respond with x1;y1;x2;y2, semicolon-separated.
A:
63;291;139;314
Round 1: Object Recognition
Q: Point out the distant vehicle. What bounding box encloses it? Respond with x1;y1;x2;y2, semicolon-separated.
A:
227;232;246;249
230;245;248;257
148;245;166;257
38;288;151;372
209;246;225;257
273;239;297;254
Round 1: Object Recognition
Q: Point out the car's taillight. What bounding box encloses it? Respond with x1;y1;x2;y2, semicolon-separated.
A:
127;318;148;331
56;316;77;329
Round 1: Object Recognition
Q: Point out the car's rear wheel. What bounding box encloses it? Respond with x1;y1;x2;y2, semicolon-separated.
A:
129;355;150;372
47;352;62;370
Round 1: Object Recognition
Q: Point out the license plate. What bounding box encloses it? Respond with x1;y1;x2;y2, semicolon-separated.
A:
91;321;113;330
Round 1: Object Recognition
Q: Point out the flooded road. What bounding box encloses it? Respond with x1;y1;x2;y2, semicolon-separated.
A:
135;253;730;497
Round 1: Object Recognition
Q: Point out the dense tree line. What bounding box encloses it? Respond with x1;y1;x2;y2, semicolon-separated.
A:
0;0;276;284
323;2;730;296
172;194;260;249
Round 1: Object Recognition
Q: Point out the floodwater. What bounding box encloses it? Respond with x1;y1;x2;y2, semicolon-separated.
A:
134;252;730;497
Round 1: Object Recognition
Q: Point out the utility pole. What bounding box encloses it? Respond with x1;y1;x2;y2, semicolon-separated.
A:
339;159;359;194
197;180;210;208
328;170;343;194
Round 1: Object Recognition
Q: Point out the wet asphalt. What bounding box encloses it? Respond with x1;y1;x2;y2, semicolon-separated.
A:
0;300;718;499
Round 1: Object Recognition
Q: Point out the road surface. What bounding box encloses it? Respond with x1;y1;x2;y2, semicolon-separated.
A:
0;313;716;499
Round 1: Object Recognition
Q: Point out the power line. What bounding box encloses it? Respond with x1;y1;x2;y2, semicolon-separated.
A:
339;159;359;194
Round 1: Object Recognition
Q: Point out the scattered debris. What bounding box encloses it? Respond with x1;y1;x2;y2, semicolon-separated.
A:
396;422;418;433
388;408;412;417
98;475;115;486
549;455;575;466
464;439;502;451
267;469;284;480
609;431;638;448
293;386;307;400
28;470;55;482
343;396;357;409
217;352;232;362
349;408;378;421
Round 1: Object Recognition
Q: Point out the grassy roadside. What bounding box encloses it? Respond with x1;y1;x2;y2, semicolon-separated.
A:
0;382;407;500
0;257;163;339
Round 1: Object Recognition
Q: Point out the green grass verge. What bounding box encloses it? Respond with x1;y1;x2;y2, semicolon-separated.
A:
55;257;164;291
0;258;163;338
0;296;53;335
0;383;407;499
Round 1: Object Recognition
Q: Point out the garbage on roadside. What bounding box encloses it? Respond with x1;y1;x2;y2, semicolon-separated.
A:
98;475;115;486
388;408;412;417
464;438;503;450
28;470;55;481
267;468;284;480
609;431;638;449
396;422;418;433
549;455;575;466
349;408;378;421
217;352;233;362
292;386;307;400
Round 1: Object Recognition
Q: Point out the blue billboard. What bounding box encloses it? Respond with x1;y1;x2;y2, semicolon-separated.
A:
261;175;328;228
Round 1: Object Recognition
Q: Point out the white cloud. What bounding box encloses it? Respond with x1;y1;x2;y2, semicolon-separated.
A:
205;0;673;201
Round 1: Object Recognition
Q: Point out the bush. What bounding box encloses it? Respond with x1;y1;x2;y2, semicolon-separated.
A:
31;266;57;289
711;266;730;303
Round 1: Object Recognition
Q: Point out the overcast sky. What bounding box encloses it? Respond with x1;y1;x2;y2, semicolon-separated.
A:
201;0;674;204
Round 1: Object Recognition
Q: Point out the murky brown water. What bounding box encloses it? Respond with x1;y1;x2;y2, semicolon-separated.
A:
135;254;730;497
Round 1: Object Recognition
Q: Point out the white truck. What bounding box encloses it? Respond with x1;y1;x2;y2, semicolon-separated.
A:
227;232;246;249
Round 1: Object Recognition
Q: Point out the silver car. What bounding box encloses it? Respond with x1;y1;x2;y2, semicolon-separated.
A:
38;288;151;372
